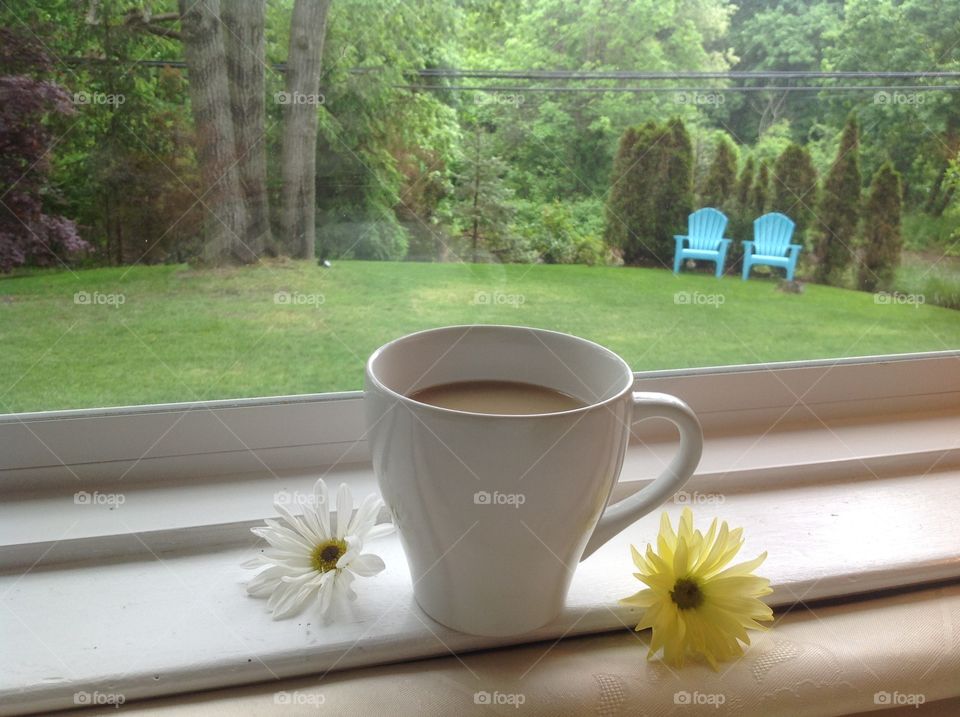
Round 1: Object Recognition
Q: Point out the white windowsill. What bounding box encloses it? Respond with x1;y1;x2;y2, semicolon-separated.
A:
2;352;959;715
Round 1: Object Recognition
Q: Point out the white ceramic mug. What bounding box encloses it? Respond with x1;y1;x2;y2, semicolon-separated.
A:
365;325;703;636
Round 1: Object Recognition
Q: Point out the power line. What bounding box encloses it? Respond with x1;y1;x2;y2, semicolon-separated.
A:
415;69;960;81
402;84;960;94
53;57;960;83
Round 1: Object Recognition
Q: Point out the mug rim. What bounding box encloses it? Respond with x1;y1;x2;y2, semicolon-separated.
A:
365;324;634;419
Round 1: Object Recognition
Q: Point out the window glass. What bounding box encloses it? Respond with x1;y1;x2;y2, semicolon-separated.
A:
1;1;958;414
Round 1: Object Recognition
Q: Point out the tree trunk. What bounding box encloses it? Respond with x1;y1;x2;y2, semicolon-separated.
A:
179;0;254;265
222;0;272;255
280;0;330;260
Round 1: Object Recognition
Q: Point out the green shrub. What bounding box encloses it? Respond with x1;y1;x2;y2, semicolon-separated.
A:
858;162;903;292
814;116;862;285
700;136;738;208
902;211;960;255
923;276;960;310
509;199;606;265
737;157;755;209
752;163;770;216
657;118;695;258
604;119;693;266
771;143;818;240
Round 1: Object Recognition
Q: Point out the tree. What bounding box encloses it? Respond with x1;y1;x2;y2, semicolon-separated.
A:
726;0;842;141
604;120;691;267
752;163;770;216
826;0;960;208
0;29;88;272
654;118;694;261
603;126;640;254
462;0;735;202
858;162;903;292
726;155;757;273
737;156;756;209
178;0;253;265
701;137;738;208
280;0;331;260
814;116;861;285
604;122;662;265
222;0;272;255
455;127;515;262
771;143;818;237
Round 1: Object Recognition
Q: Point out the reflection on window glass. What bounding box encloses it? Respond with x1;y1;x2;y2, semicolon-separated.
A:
0;1;958;414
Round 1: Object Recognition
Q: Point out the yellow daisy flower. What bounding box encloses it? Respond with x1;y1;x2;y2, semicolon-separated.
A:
620;507;773;669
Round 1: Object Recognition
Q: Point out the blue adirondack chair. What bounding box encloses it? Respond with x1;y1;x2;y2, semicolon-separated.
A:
742;212;802;281
673;208;731;278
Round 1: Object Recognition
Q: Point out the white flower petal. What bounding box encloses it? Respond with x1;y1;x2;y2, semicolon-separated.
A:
273;501;308;534
259;521;315;551
248;564;307;598
267;578;299;613
299;503;327;544
347;553;386;577
280;570;319;586
262;547;311;564
364;523;396;541
313;478;331;538
335;483;353;539
316;571;337;615
253;528;313;555
348;493;381;539
337;536;362;569
272;586;313;620
338;570;357;602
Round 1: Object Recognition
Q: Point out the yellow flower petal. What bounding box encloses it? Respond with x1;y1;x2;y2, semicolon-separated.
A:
657;511;677;559
620;588;657;608
711;551;768;580
620;508;773;669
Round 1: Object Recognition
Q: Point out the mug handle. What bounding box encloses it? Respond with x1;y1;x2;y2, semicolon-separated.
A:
580;392;703;560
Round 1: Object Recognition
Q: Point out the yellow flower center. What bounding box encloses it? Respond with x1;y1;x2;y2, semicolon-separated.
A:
670;577;704;610
310;538;347;573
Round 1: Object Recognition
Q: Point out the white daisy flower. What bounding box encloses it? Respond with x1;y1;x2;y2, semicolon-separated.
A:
244;478;393;620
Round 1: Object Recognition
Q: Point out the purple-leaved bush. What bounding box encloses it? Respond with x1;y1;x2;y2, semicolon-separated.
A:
0;29;88;272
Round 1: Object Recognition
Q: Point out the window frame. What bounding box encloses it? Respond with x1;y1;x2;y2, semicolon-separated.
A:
1;350;957;485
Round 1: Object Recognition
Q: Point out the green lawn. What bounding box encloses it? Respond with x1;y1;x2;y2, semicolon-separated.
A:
1;259;958;414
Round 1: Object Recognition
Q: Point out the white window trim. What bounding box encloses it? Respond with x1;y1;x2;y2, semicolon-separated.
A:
2;351;959;714
2;350;958;484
